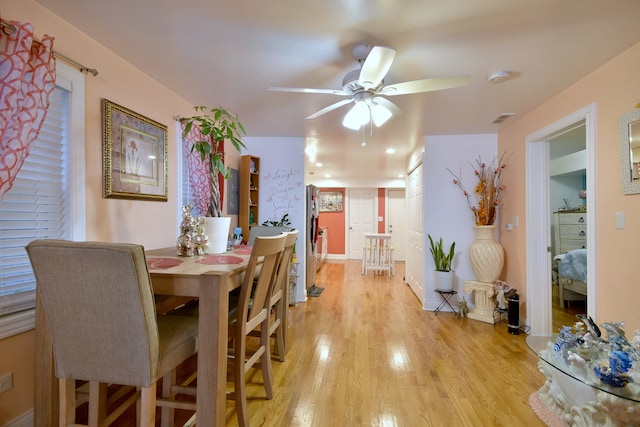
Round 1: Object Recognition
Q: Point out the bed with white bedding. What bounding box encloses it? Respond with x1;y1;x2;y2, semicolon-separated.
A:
556;249;587;306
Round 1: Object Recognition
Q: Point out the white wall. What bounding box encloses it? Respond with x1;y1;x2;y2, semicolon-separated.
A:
422;134;498;310
243;137;307;302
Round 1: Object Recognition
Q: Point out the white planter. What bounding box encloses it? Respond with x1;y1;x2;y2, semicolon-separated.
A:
434;270;454;291
203;217;231;254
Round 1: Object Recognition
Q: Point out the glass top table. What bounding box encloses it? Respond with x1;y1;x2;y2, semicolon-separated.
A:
526;335;640;403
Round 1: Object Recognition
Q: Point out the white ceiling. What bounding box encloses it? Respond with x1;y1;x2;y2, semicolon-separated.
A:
34;0;640;182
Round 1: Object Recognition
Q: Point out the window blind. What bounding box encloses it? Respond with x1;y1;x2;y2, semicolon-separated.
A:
0;85;70;318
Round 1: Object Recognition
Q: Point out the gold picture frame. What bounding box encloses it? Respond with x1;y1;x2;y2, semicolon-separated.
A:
102;99;168;201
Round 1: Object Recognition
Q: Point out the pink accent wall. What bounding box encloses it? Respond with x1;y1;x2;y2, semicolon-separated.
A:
378;188;386;232
318;188;345;254
499;41;640;331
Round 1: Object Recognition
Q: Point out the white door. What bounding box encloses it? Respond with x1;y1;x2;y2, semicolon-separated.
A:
387;189;406;261
348;188;376;259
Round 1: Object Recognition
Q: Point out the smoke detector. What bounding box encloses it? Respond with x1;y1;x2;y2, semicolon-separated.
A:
488;71;511;84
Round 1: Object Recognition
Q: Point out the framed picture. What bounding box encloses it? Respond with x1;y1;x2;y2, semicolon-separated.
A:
319;191;343;212
102;99;168;201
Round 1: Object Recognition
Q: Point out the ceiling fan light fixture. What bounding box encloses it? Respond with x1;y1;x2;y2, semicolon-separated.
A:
343;101;370;130
371;103;393;127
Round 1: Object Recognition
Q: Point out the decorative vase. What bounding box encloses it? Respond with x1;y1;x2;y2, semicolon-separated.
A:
469;225;504;283
203;216;231;254
434;270;454;291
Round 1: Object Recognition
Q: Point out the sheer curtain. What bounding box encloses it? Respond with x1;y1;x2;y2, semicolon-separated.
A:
0;20;56;201
179;122;226;216
180;122;212;216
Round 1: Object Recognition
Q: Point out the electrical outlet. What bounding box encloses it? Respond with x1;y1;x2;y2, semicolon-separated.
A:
0;372;13;394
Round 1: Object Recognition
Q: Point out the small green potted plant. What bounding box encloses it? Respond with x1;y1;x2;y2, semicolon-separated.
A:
428;234;456;290
181;106;246;253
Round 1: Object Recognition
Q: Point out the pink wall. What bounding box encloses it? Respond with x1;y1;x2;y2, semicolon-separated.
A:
499;41;640;332
318;188;346;254
378;188;386;232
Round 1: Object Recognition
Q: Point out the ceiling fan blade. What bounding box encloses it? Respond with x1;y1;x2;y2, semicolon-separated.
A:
358;46;396;90
380;75;471;96
306;99;353;119
269;86;349;96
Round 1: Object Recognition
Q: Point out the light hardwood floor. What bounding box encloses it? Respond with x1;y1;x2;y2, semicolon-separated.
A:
107;260;549;426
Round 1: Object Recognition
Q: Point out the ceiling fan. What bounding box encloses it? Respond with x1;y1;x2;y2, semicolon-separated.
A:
269;44;470;130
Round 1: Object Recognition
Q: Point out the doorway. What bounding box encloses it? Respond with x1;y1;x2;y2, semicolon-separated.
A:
526;104;596;335
549;124;587;328
347;188;377;259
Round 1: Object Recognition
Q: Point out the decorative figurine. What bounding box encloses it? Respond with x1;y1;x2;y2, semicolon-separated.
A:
231;227;243;246
193;216;208;255
458;298;468;317
177;205;196;256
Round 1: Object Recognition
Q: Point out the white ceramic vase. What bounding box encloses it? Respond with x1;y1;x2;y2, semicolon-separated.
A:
469;225;504;283
203;216;231;254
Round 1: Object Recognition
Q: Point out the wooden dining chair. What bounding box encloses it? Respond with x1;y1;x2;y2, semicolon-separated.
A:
228;233;287;427
26;239;198;427
256;230;299;361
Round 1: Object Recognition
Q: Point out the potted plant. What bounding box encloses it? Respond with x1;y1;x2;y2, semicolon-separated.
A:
181;106;246;253
428;234;456;290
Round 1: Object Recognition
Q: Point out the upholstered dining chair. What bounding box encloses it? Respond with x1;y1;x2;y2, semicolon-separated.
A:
228;233;286;427
26;239;198;427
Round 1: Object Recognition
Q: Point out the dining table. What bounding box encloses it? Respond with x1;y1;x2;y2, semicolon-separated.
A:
34;244;255;427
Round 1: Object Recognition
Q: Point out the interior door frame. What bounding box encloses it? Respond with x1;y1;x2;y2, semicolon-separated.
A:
526;103;597;335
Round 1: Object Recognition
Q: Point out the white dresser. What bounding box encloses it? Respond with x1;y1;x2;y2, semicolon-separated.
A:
553;211;587;256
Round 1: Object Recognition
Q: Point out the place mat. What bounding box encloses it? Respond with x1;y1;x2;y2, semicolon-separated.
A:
146;257;183;269
232;246;252;255
529;392;563;427
197;255;244;265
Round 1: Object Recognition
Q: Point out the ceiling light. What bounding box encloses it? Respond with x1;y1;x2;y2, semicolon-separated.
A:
385;148;396;154
371;103;393;127
343;100;370;130
488;70;511;84
315;162;323;167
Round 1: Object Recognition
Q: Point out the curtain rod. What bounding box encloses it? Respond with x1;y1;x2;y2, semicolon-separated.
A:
1;19;99;76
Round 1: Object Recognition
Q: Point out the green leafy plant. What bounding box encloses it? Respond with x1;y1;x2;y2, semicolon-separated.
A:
428;234;455;272
181;106;246;217
262;213;292;228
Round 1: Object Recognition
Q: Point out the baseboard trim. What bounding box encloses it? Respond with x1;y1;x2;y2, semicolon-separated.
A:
3;409;33;427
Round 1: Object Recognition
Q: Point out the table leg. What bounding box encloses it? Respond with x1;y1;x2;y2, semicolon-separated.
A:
197;272;229;426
